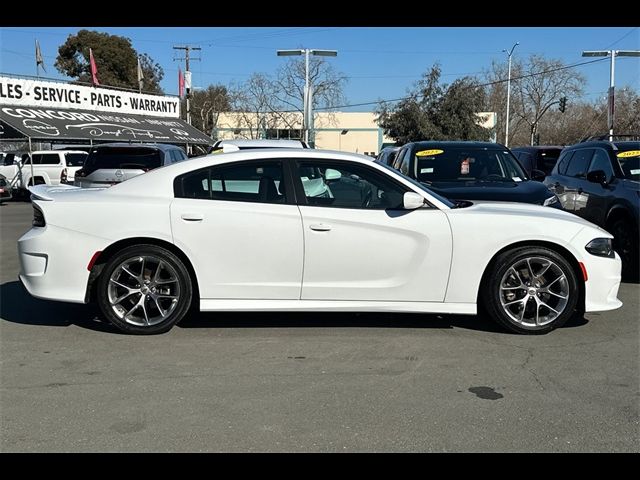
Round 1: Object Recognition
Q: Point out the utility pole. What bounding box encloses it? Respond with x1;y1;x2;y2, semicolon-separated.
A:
582;49;640;141
502;42;519;147
173;45;201;126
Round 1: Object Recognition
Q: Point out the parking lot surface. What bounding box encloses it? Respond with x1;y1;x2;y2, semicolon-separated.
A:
1;201;638;452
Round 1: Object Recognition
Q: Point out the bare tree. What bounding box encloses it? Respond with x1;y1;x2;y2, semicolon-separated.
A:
230;73;299;139
513;55;585;145
274;56;347;141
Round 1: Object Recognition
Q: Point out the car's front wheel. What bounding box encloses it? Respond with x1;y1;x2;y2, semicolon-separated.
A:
97;245;193;334
481;246;579;334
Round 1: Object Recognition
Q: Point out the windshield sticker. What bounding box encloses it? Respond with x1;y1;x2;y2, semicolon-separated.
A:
420;167;434;173
461;159;470;175
617;150;640;158
416;149;444;157
512;176;522;182
630;169;640;175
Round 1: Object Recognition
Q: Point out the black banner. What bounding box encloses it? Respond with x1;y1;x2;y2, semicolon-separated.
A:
0;106;212;145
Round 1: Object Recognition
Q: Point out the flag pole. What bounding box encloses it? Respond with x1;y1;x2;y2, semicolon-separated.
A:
35;40;39;78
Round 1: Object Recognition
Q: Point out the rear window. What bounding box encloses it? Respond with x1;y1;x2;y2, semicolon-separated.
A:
83;147;162;174
64;153;88;167
31;153;61;165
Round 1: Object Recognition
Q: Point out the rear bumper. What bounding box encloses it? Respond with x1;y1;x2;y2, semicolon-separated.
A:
18;225;106;304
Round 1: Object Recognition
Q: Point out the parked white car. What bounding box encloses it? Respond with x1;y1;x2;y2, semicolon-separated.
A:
20;149;621;335
0;150;88;194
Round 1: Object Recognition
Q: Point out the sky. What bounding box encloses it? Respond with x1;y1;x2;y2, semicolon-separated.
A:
1;27;638;111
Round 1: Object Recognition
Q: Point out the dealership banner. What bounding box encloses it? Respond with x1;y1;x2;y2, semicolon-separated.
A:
0;75;180;118
0;106;212;144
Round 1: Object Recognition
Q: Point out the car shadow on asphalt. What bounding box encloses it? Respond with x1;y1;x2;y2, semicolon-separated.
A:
1;280;589;335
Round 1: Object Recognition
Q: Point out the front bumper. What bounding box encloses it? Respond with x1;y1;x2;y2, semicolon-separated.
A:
582;252;623;313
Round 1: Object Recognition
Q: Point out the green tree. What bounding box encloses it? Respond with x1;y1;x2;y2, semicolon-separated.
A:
190;84;232;137
55;30;164;93
376;65;491;144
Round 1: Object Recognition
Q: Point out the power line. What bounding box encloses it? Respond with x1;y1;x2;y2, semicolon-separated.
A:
285;57;610;113
605;27;639;49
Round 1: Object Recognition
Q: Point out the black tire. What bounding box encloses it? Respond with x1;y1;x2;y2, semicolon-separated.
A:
97;244;193;335
480;246;579;334
609;218;639;281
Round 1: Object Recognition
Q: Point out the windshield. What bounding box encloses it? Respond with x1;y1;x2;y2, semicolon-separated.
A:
376;161;455;208
614;144;640;181
414;147;528;183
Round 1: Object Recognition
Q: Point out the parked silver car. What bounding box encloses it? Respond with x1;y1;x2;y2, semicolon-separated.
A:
74;143;189;188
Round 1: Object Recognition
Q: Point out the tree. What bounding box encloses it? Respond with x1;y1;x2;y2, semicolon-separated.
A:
377;65;491;144
484;55;586;146
55;30;164;93
190;85;232;137
274;55;347;142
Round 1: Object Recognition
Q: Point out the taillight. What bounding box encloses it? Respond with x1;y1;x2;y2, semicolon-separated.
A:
61;168;68;183
32;204;45;227
75;169;86;178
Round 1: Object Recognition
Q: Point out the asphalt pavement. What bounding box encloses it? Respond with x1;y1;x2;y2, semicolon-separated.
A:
1;201;638;452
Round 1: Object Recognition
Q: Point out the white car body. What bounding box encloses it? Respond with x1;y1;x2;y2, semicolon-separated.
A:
18;149;621;328
0;150;87;190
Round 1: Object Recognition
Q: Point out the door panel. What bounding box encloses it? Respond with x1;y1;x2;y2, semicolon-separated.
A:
299;206;452;301
171;199;304;299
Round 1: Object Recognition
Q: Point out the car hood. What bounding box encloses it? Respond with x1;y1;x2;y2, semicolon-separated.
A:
452;199;604;231
427;179;553;204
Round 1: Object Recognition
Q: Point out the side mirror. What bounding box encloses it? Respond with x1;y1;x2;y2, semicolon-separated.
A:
586;170;608;185
403;191;426;210
325;168;342;181
530;169;546;182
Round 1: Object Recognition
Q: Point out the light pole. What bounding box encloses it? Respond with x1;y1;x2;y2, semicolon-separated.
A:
502;42;519;147
582;49;640;141
277;49;338;147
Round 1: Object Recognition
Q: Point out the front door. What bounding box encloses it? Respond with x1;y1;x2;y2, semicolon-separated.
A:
294;159;452;302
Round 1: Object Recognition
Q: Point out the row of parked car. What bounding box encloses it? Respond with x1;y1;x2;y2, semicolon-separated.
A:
376;138;639;279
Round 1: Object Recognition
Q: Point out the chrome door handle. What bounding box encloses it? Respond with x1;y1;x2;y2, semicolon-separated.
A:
309;223;332;232
181;213;204;222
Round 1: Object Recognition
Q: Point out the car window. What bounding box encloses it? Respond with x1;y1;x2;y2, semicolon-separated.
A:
538;149;561;174
414;147;527;183
83;147;162;175
565;149;594;178
588;149;614;179
515;152;534;173
554;151;573;175
175;161;286;204
31;153;61;165
399;150;411;175
296;161;406;210
393;148;408;170
64;153;88;167
614;146;640;181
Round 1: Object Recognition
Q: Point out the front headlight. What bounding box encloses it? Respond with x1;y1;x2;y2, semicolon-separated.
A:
543;195;560;206
585;238;614;258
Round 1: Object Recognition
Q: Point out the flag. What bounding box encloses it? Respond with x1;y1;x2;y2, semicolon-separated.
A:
35;40;46;73
178;68;185;98
137;55;144;92
89;48;100;86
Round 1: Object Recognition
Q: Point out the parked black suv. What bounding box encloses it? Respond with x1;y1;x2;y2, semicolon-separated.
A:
511;146;563;177
388;141;561;208
544;140;639;279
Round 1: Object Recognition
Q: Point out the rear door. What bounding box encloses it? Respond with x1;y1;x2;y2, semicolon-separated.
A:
545;150;575;210
577;148;616;226
563;148;595;216
170;159;304;300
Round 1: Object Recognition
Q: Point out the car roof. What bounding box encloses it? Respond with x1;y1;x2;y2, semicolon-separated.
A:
403;141;507;150
90;142;183;151
214;139;307;148
564;140;640;150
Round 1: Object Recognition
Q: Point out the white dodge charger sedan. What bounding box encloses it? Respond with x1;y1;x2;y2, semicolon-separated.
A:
18;149;622;335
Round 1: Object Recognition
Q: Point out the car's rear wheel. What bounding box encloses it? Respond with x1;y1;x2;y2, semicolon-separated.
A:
97;245;193;334
481;246;579;334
